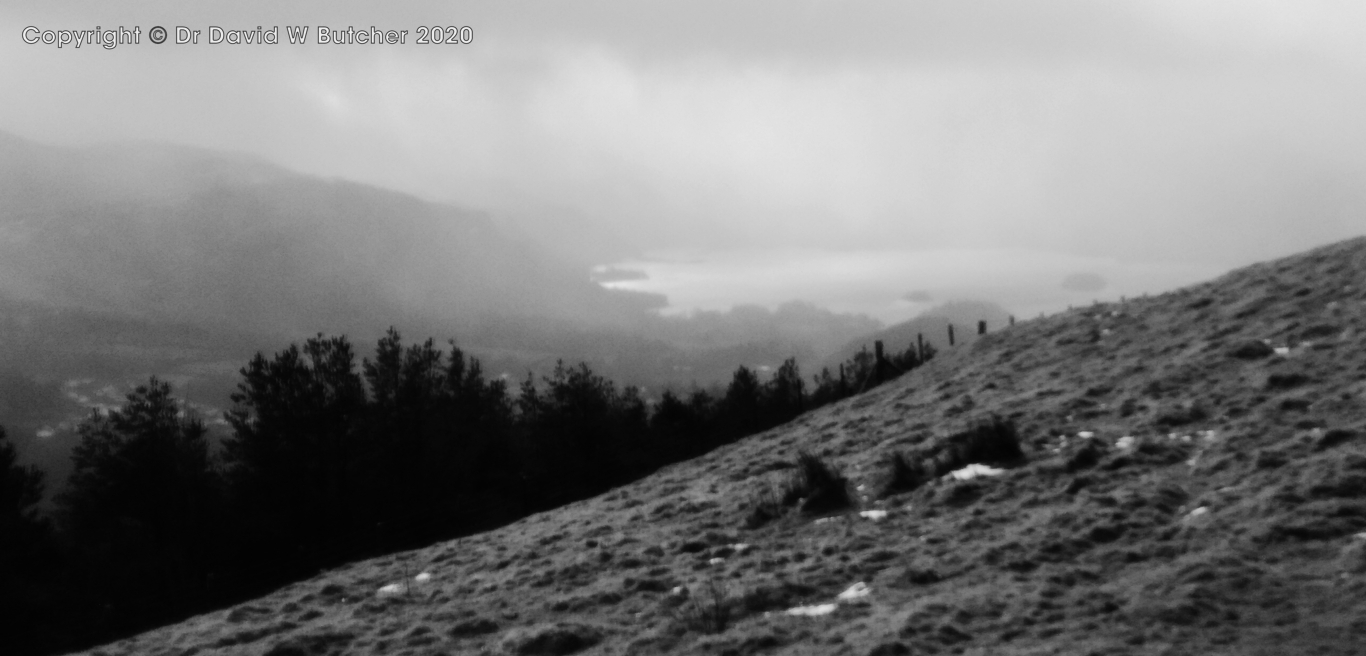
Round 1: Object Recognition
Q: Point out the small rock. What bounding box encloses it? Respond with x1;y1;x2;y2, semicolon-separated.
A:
943;464;1005;481
785;603;838;617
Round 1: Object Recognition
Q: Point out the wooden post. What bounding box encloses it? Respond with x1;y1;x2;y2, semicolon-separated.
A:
916;333;924;363
977;320;986;335
948;324;955;346
1009;315;1015;326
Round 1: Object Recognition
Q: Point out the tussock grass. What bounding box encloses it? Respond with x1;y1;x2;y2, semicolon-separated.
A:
745;452;853;527
784;451;853;514
881;415;1025;497
880;451;932;496
679;577;731;634
943;415;1025;467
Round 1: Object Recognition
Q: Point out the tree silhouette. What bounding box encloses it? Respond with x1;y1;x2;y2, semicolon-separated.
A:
1;425;55;654
721;366;764;438
0;425;47;551
764;358;805;423
57;378;223;636
223;335;367;576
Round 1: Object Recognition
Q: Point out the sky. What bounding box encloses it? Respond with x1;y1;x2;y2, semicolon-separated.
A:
3;1;1364;322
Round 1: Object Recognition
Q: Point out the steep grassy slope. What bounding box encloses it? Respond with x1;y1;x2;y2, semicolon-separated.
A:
72;236;1366;656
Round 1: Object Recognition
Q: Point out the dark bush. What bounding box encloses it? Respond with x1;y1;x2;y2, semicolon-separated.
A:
881;451;931;496
782;452;853;514
942;415;1025;469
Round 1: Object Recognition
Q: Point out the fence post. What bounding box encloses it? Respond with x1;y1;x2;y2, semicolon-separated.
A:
977;320;986;335
917;333;924;363
948;324;955;346
1009;315;1015;326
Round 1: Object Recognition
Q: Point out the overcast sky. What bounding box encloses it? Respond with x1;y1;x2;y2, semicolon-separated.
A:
3;1;1364;320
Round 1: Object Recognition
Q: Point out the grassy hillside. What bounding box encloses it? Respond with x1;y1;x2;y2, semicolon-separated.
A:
69;236;1366;656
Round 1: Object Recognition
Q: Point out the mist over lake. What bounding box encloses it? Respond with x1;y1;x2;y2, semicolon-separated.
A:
600;247;1227;324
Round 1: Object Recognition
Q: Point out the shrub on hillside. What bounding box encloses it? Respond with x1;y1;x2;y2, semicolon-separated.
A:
880;451;932;497
934;415;1025;474
744;484;786;529
782;451;853;515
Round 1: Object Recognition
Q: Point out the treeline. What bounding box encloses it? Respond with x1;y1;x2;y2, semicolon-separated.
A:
0;328;934;655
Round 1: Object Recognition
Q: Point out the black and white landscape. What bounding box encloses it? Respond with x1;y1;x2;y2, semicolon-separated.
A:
2;2;1365;655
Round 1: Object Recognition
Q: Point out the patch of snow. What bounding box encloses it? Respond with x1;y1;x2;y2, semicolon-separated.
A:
376;583;405;596
1273;346;1291;356
1115;436;1136;450
1077;431;1095;439
837;582;871;600
859;510;889;522
731;543;752;554
1188;507;1208;517
785;603;838;617
944;464;1005;481
670;586;687;596
1353;533;1366;542
414;572;432;583
856;484;866;492
708;557;725;566
814;517;836;525
36;427;55;439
